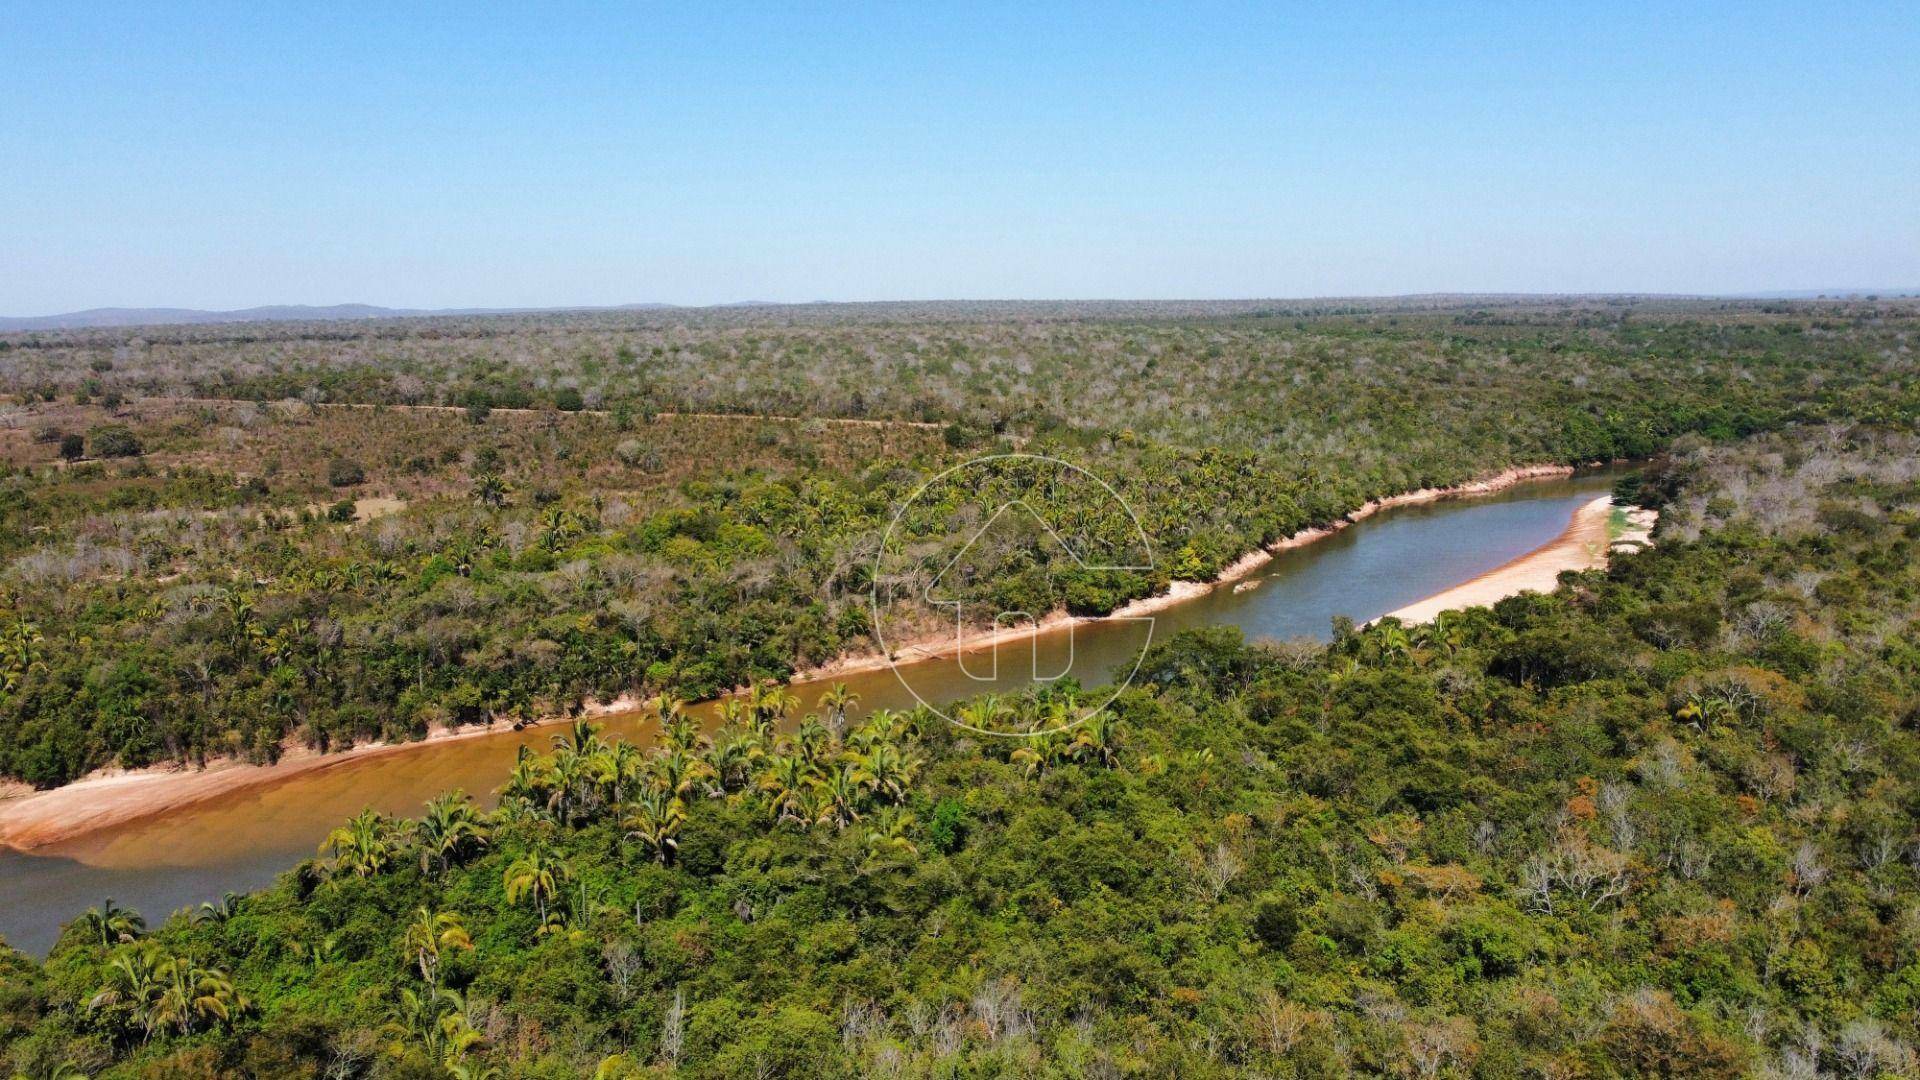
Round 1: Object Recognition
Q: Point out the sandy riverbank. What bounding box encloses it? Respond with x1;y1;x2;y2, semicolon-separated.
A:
801;464;1576;680
0;462;1580;852
0;691;649;851
1374;497;1655;625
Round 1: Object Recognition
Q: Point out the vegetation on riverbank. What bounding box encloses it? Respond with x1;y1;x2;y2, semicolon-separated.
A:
2;425;1918;1076
2;299;1914;788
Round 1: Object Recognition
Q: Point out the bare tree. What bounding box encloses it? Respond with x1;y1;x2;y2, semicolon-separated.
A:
1199;841;1244;900
660;987;686;1068
1520;829;1632;914
1790;842;1828;897
601;941;641;1002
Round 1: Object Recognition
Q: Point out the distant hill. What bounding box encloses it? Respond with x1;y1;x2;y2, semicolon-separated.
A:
1729;288;1920;300
0;302;680;332
8;291;1917;333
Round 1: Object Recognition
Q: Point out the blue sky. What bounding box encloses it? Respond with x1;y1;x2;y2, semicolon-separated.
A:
3;2;1916;312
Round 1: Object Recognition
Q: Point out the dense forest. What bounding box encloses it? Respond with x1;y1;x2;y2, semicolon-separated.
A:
3;422;1918;1076
1;300;1914;787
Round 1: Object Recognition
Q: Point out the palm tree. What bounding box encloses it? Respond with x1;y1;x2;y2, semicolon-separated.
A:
88;946;163;1041
1069;711;1120;768
651;695;694;746
90;945;244;1040
662;711;702;753
153;955;211;1038
749;682;798;735
623;790;687;866
80;898;146;947
217;589;258;658
195;893;242;925
602;740;645;804
955;693;1013;734
1009;729;1068;779
539;505;585;551
813;763;865;829
651;745;713;799
848;707;907;752
552;717;606;758
582;742;619;800
1372;620;1413;663
758;753;815;824
500;745;553;811
862;807;920;863
793;717;830;766
817;682;859;745
544;748;590;824
503;848;569;930
321;809;393;878
703;731;759;796
444;533;487;578
0;617;44;692
385;987;487;1076
417;790;491;875
156;954;246;1036
1033;696;1080;736
796;783;832;830
715;697;752;738
1321;656;1361;728
852;741;920;805
471;472;511;508
402;908;473;990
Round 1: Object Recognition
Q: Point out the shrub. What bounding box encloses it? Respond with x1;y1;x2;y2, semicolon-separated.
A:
928;798;969;853
327;458;366;487
87;425;142;457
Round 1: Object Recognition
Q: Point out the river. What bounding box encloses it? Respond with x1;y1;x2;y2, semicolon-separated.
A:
0;470;1619;955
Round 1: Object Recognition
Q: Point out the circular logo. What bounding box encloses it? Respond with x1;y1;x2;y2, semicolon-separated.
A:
870;454;1156;736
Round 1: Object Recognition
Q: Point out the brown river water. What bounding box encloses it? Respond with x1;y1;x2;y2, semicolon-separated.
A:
0;470;1620;955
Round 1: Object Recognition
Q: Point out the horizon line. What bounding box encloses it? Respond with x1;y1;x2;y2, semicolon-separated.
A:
8;288;1920;326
